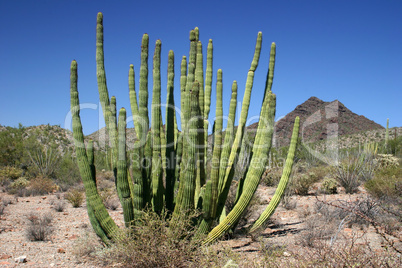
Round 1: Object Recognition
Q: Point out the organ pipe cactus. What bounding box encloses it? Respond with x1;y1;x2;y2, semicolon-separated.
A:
70;12;300;245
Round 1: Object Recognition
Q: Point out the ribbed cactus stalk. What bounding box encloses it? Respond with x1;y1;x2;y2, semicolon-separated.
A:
151;40;163;214
71;12;300;246
249;116;299;232
165;50;176;212
70;60;120;241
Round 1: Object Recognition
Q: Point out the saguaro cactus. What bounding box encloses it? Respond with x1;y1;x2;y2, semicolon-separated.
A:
70;12;300;245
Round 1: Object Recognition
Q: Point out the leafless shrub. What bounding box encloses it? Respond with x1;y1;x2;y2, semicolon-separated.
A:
53;200;66;212
98;210;209;268
2;197;13;206
0;203;5;216
104;197;120;211
295;232;401;267
25;213;54;241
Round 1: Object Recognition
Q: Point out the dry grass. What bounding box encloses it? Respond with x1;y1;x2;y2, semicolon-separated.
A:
25;213;54;241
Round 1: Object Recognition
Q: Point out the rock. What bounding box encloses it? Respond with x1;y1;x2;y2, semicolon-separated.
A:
283;251;291;257
0;254;12;260
57;248;66;253
14;255;27;263
42;196;47;200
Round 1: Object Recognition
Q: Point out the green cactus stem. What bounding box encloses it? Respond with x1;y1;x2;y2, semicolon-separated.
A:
249;116;300;233
70;60;120;242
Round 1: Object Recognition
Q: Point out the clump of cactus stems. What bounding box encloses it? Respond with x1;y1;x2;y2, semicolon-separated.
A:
70;12;300;245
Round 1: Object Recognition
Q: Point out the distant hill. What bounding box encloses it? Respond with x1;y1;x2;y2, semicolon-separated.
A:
271;96;384;147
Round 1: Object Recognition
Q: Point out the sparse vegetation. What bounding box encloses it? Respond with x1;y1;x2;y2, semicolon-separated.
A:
25;213;54;241
65;188;84;207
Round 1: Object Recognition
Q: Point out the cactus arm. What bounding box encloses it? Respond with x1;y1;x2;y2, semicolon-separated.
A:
116;108;134;227
70;60;120;242
214;32;263;220
204;39;213;120
250;117;299;233
204;92;276;244
196;41;204;116
151;40;164;213
96;13;111;127
138;34;150;143
128;64;140;139
210;69;224;217
142;131;152;206
85;139;110;244
165;50;176;211
175;82;200;213
218;81;238;194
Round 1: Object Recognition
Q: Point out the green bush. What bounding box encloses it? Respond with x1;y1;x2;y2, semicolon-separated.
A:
321;177;338;194
365;165;402;201
0;166;24;181
292;172;318;196
29;177;59;195
10;177;29;190
98;210;209;268
55;152;81;190
261;167;283;187
0;125;25;166
65;189;84;208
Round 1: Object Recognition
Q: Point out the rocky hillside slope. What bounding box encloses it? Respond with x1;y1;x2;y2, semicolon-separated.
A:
272;97;384;147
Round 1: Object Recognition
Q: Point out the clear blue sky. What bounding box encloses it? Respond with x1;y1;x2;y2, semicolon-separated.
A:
1;0;401;135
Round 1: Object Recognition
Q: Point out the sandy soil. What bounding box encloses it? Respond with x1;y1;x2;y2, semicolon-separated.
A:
0;186;400;267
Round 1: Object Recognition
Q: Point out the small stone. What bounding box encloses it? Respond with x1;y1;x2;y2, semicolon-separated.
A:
14;255;27;263
0;254;12;260
63;212;69;215
283;251;291;257
26;200;30;202
42;196;47;199
68;234;78;240
57;248;65;253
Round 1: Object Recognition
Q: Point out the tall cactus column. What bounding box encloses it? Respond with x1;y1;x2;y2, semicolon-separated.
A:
70;60;120;242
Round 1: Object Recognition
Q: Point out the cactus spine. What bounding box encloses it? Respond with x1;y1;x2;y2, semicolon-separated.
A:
70;13;299;245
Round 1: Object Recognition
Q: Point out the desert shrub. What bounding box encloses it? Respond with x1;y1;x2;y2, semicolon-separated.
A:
9;177;29;190
331;151;377;194
99;211;209;268
260;167;283;187
0;166;24;181
55;152;81;190
321;177;338;194
292;172;318;195
29;177;58;195
2;196;14;206
65;189;84;207
0;125;25;166
97;170;115;182
295;234;401;267
53;200;66;212
25;213;54;241
104;197;120;210
0;203;4;216
365;165;402;201
298;214;337;248
374;154;400;169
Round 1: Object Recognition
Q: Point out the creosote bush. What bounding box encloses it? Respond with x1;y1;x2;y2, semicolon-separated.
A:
25;213;54;241
99;211;208;268
65;189;84;208
28;176;59;195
